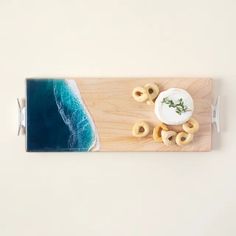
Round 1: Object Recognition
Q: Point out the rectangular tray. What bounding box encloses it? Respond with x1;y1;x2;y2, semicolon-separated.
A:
23;77;213;152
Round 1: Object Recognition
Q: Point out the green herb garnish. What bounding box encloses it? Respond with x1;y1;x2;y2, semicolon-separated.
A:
161;97;191;115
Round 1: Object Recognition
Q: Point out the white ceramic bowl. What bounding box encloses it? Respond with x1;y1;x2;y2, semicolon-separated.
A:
155;88;194;125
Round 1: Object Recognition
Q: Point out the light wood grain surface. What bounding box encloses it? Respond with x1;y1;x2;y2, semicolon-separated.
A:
73;78;213;152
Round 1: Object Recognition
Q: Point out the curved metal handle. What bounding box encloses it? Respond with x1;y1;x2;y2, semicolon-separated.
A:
17;98;26;136
212;96;220;133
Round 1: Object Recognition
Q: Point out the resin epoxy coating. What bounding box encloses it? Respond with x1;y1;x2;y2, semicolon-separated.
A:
26;79;99;152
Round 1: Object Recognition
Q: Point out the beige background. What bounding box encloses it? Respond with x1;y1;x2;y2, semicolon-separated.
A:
0;0;235;235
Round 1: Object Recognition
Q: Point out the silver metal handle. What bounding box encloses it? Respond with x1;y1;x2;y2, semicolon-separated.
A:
212;96;220;133
17;98;26;136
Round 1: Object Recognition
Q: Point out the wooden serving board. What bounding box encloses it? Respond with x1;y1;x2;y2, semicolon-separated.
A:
74;77;212;152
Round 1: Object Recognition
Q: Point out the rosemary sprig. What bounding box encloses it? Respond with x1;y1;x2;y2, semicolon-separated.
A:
161;97;191;115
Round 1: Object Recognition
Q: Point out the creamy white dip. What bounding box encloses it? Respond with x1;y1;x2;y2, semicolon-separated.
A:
155;88;194;125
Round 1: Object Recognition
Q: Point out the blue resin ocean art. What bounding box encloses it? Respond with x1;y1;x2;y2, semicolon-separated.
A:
26;79;99;152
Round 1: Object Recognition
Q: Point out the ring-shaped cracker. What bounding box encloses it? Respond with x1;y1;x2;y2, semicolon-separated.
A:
132;121;150;138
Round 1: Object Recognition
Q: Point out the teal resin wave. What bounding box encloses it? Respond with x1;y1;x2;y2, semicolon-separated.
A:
26;79;98;152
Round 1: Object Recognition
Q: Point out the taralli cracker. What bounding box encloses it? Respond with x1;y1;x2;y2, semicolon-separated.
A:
144;83;159;105
176;132;194;146
161;130;177;146
132;121;150;138
132;83;159;105
153;123;168;143
182;118;199;134
132;87;148;103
